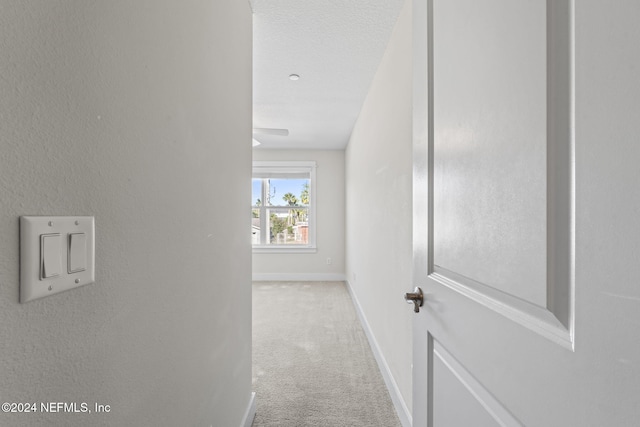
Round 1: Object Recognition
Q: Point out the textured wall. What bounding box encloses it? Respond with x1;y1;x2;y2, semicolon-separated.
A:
0;1;252;426
345;0;413;418
252;150;345;279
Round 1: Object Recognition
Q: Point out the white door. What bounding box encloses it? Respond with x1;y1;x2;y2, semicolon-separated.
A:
411;0;640;425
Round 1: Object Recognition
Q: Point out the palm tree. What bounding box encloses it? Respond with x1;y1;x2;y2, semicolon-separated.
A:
282;192;298;206
300;182;309;205
282;193;298;228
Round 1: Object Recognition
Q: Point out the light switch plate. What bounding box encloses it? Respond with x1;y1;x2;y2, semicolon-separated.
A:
20;216;95;303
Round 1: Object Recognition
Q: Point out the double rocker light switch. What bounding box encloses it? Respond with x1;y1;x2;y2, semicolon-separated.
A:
20;216;95;303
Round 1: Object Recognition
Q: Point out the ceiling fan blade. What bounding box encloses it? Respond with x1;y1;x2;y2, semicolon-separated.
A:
252;128;289;136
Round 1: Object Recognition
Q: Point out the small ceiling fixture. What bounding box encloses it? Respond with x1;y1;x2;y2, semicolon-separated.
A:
288;74;300;81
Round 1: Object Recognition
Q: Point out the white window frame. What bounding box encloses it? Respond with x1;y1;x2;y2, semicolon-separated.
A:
252;161;317;253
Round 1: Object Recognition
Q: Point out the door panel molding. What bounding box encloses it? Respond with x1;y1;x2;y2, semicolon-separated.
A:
431;268;572;348
429;338;523;427
427;0;575;349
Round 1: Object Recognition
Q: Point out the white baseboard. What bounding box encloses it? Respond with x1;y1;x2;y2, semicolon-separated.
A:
252;273;346;282
241;392;256;427
345;280;412;427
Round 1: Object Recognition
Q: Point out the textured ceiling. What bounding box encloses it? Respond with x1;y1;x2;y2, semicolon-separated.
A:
250;0;405;150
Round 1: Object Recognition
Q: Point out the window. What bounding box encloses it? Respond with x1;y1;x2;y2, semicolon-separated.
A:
252;161;316;252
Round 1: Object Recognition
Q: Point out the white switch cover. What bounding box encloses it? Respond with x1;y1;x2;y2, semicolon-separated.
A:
20;216;95;303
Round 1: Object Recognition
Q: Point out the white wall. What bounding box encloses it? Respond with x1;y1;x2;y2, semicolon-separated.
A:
345;0;413;421
0;1;252;426
252;150;345;281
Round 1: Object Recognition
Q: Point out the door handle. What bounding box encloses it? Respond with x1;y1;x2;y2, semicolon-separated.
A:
404;287;424;313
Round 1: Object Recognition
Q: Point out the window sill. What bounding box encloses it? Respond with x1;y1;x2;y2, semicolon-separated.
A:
252;246;317;254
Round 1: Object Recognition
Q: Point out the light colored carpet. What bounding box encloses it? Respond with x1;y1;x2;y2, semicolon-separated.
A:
251;281;402;427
